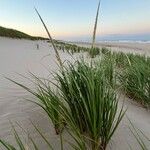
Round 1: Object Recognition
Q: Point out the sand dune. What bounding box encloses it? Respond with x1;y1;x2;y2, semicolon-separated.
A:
0;37;149;149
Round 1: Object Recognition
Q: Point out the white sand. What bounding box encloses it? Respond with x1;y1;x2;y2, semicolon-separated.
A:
0;37;149;149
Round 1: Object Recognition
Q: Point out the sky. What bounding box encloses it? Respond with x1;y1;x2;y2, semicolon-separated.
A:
0;0;150;41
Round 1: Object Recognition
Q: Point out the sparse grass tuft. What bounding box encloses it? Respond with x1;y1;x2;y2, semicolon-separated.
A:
129;119;150;150
0;122;53;150
101;47;111;55
89;47;101;58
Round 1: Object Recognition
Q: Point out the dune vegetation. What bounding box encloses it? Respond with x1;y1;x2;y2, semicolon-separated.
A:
99;50;150;108
54;41;150;108
0;0;150;150
118;54;150;108
0;26;48;40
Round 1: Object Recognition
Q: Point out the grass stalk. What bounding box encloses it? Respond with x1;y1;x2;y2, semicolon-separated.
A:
91;0;101;49
35;8;63;68
129;119;150;150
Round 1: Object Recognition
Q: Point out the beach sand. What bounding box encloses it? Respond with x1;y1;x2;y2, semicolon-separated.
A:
0;37;149;149
74;41;150;56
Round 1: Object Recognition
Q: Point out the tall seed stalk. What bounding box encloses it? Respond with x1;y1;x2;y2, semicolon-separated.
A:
35;8;63;68
91;0;101;49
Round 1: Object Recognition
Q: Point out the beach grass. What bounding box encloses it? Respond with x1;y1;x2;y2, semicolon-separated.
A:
55;59;125;150
1;0;126;147
99;49;150;108
89;47;101;58
55;42;89;54
129;120;150;150
119;54;150;108
3;0;150;149
0;122;53;150
5;58;125;150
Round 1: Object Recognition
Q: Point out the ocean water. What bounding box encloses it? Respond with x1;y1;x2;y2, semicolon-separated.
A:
66;33;150;43
97;33;150;43
98;40;150;43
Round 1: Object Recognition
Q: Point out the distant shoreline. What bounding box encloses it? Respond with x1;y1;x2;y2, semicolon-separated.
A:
0;36;150;56
72;41;150;56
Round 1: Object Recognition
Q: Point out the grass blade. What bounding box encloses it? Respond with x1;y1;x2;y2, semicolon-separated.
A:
35;8;63;67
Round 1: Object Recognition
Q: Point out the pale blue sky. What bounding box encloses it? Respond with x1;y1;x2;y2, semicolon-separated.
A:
0;0;150;40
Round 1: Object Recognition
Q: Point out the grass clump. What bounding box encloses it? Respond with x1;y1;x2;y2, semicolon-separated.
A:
89;47;101;58
119;55;150;108
7;75;64;135
5;58;125;150
102;50;150;108
53;59;125;150
101;47;111;55
112;52;128;68
1;3;125;149
55;41;90;54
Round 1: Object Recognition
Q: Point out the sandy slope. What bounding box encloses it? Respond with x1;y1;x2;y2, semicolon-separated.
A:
0;37;149;150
